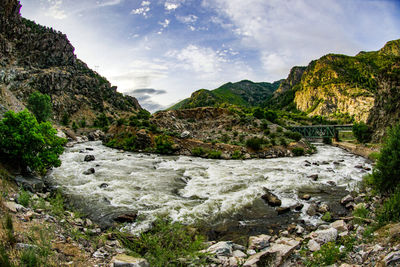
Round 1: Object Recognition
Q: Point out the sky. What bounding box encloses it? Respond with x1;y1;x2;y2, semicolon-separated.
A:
19;0;400;112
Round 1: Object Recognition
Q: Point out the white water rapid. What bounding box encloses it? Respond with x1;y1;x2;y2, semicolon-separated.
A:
46;141;372;234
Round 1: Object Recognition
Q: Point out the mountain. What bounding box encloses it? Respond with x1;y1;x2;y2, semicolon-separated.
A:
267;39;400;140
0;0;141;123
169;80;282;110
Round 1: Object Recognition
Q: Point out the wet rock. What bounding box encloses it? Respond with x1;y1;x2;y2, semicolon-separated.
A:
84;155;95;162
276;206;291;215
86;147;94;151
248;234;271;250
261;188;281;207
341;195;354;205
308;174;319;181
111;254;149;267
207;241;233;257
4;201;24;213
307;239;320;252
321;161;329;165
15;175;45;193
99;183;109;189
114;213;137;223
306;204;317;216
300;194;311;200
330;220;348;233
83;168;95;175
310;228;338;245
292;203;304;211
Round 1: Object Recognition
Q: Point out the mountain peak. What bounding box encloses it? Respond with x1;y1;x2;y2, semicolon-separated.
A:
379;39;400;56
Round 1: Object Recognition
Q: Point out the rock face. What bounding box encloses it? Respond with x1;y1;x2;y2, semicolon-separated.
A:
0;0;141;121
267;39;400;141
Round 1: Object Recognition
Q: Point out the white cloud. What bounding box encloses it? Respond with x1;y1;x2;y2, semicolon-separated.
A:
46;0;67;19
131;1;151;16
164;0;184;11
176;14;198;24
97;0;121;7
159;19;170;28
204;0;400;80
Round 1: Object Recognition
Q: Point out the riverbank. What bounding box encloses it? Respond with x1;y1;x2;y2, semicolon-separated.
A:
332;141;380;161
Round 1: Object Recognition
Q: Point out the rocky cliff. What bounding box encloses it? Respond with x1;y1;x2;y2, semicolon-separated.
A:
0;0;141;123
169;80;282;110
269;39;400;140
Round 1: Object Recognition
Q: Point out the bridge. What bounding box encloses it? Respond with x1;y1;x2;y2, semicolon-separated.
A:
289;125;353;139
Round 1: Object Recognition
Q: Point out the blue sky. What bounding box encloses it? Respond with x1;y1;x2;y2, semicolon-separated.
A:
19;0;400;112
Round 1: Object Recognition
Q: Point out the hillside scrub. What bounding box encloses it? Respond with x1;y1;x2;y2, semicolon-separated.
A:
0;110;66;174
353;122;372;144
27;92;52;123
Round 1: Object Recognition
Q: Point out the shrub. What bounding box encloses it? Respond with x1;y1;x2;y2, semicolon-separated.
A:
231;150;242;160
284;131;302;141
352;122;372;144
79;118;87;128
311;242;343;266
353;204;369;224
369;124;400;193
115;218;206;266
20;249;39;267
321;212;332;222
191;147;206;157
136;109;151;120
0;110;66;174
377;190;400;225
155;135;173;154
61;112;69;126
292;147;305;156
93;113;109;128
3;213;15;245
207;150;221;159
276;126;283;133
253;108;265;119
246;137;263;151
27;92;52;123
0;245;12;267
323;137;332;144
18;188;31;207
265;110;278;123
280;137;287;147
72;121;78;132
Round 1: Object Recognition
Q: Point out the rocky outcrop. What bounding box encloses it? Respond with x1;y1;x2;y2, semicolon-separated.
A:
0;0;141;121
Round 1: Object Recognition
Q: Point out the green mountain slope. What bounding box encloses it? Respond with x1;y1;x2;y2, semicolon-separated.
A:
169;80;282;110
268;39;400;139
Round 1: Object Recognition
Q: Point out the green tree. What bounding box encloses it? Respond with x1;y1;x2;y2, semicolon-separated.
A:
352;122;372;144
0;110;66;174
370;124;400;193
27;92;52;123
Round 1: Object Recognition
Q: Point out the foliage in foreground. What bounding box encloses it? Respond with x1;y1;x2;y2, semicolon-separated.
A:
368;124;400;193
115;218;207;266
352;122;372;144
0;110;66;174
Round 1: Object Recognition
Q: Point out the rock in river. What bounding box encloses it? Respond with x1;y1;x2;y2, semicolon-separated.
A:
84;155;95;162
261;188;282;207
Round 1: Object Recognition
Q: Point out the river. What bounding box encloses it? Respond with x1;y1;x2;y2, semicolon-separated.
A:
46;141;372;240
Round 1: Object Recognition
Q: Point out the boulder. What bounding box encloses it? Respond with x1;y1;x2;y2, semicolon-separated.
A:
84;155;95;162
180;131;191;138
88;130;105;141
3;201;24;213
207;241;233;257
15;175;45;193
261;188;282;207
340;194;354;205
83;168;95;175
111;254;149;267
276;206;291;215
306;204;317;216
248;234;271;250
114;213;137;223
307;239;320;252
99;183;109;189
310;228;338;245
300;194;311;200
383;251;400;266
232;250;247;258
308;174;319;181
330;220;348;233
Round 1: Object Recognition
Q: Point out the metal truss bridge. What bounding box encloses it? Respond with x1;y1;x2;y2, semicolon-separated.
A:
289;124;353;139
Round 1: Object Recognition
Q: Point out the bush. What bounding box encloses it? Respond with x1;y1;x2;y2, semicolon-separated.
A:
155;135;173;154
231;150;242;159
265;110;278;123
61;112;69;126
115;218;206;266
20;249;39;267
280;137;287;147
253;108;265;119
311;242;343;266
352;122;372;144
207;150;221;159
93;113;109;128
79;118;87;128
18;189;31;207
72;121;78;132
0;110;66;174
27;92;52;123
246;137;263;151
292;147;305;156
370;124;400;193
191;147;206;157
377;190;400;225
321;212;332;222
284;131;302;141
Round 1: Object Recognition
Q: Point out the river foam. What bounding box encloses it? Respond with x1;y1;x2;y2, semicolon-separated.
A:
46;141;372;234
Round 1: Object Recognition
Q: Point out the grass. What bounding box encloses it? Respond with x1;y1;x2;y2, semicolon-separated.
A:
18;188;31;207
114;218;207;266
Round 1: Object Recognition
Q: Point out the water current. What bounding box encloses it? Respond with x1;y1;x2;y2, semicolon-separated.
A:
46;141;372;237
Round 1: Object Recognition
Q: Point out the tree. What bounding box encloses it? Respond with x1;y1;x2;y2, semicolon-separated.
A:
27;92;52;123
352;122;372;144
370;124;400;193
0;110;66;174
